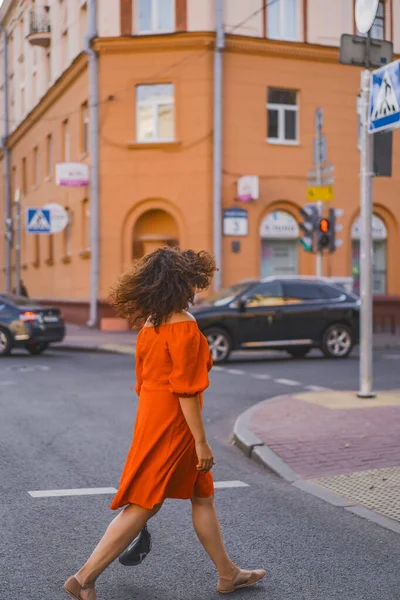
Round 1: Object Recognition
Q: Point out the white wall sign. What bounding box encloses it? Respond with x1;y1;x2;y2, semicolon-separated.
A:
351;214;387;240
43;203;69;233
56;162;89;187
223;207;248;236
237;176;259;203
260;211;299;239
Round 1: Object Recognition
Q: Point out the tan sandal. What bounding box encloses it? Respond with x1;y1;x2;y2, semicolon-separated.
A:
217;569;266;594
64;576;95;600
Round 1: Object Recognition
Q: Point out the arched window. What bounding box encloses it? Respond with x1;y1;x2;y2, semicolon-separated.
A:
259;210;299;278
351;214;387;295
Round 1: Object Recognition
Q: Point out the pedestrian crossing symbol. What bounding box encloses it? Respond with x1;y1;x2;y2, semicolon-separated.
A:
26;208;51;234
369;59;400;133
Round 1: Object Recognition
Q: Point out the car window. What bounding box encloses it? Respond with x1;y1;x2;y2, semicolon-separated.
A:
204;282;254;307
245;281;284;308
283;282;324;303
319;285;343;300
0;293;31;307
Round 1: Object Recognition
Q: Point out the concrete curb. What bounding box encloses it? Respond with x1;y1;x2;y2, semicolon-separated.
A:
53;343;136;355
233;396;400;535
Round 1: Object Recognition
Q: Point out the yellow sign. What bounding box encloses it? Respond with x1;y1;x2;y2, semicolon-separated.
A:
306;185;333;202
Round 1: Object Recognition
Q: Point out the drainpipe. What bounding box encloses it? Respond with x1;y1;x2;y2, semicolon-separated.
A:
213;0;224;291
0;26;11;293
84;0;100;327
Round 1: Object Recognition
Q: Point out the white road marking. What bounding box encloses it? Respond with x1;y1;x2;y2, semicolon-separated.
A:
252;374;271;380
28;487;118;498
305;385;333;392
382;354;400;360
214;480;249;489
29;481;250;498
274;378;301;386
212;366;224;372
225;368;246;375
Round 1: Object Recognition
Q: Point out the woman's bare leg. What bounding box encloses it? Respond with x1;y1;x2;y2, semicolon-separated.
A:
72;502;161;600
191;495;237;578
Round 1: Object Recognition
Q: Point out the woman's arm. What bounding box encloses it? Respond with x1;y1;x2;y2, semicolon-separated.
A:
179;396;214;472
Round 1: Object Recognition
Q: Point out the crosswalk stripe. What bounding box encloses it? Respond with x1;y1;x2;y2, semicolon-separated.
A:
28;481;249;498
225;368;246;375
274;378;300;386
252;374;271;380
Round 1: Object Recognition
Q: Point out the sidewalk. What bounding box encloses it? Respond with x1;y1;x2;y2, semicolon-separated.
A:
234;390;400;534
57;324;399;355
56;323;138;354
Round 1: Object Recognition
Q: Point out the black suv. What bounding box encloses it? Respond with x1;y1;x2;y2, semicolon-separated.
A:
191;277;360;363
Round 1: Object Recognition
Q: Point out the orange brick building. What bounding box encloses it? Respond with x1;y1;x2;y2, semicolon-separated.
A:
1;1;399;324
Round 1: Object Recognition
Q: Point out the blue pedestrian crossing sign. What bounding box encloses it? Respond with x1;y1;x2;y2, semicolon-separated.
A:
26;208;51;233
369;60;400;133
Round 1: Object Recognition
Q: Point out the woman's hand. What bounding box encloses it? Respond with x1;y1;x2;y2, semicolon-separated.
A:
195;440;215;472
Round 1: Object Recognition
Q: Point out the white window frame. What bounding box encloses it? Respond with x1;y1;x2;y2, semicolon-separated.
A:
136;84;175;143
267;0;299;42
136;0;175;35
267;91;299;146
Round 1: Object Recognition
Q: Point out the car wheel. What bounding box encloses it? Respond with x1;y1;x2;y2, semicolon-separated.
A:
321;324;353;358
288;347;310;359
26;342;49;355
0;327;13;357
204;328;232;364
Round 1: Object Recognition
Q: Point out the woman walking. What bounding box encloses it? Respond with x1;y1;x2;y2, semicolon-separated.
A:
64;247;265;599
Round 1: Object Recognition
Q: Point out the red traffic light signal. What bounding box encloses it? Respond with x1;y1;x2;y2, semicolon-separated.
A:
319;218;330;233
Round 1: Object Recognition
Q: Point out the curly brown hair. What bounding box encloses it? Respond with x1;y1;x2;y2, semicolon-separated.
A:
109;247;217;328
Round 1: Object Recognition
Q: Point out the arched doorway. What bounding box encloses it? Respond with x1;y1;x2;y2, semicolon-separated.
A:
259;210;299;278
132;209;179;259
351;214;387;295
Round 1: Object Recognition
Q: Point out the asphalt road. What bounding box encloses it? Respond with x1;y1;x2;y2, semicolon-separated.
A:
1;348;399;600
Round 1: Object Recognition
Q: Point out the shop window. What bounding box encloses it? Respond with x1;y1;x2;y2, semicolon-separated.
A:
136;0;175;34
351;215;387;295
260;211;299;278
267;88;298;145
267;0;299;41
81;101;89;154
136;84;175;143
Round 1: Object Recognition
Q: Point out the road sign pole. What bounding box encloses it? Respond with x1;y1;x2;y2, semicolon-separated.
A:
315;116;323;277
14;189;21;296
358;69;375;398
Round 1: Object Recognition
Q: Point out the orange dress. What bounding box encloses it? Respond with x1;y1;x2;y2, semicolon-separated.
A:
110;321;214;511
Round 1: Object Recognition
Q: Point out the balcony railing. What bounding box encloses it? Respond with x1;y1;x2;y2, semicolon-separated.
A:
28;8;51;47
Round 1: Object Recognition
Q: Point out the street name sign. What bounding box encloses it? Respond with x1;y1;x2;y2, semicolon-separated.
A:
26;208;51;234
223;207;248;236
369;60;400;133
306;185;334;202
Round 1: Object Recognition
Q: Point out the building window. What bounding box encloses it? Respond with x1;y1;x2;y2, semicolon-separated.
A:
351;215;387;295
47;235;54;265
46;134;53;177
81;198;91;251
81;101;89;154
32;71;37;103
22;157;27;194
267;88;298;145
45;51;51;86
371;1;385;39
136;84;175;143
62;119;70;161
33;235;40;267
33;146;39;186
267;0;299;41
63;208;72;257
21;86;25;117
137;0;175;34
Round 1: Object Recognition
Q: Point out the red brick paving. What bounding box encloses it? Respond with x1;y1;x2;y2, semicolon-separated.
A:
250;395;400;479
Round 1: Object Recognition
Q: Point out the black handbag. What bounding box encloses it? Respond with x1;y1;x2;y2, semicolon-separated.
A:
118;525;152;566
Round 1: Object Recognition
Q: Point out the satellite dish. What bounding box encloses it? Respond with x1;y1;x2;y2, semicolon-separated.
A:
355;0;379;34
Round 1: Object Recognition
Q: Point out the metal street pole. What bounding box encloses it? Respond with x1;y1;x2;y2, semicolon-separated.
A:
358;69;375;398
213;0;224;291
1;27;12;293
85;0;100;327
14;189;21;296
315;119;323;277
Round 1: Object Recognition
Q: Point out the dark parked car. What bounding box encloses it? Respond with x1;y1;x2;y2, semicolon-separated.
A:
191;277;360;363
0;294;65;356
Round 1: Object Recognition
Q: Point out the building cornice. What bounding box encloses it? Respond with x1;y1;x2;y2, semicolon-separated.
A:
225;35;340;63
7;53;88;148
92;32;215;54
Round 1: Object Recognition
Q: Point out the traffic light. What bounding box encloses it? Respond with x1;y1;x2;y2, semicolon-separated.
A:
316;208;343;253
299;205;319;252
